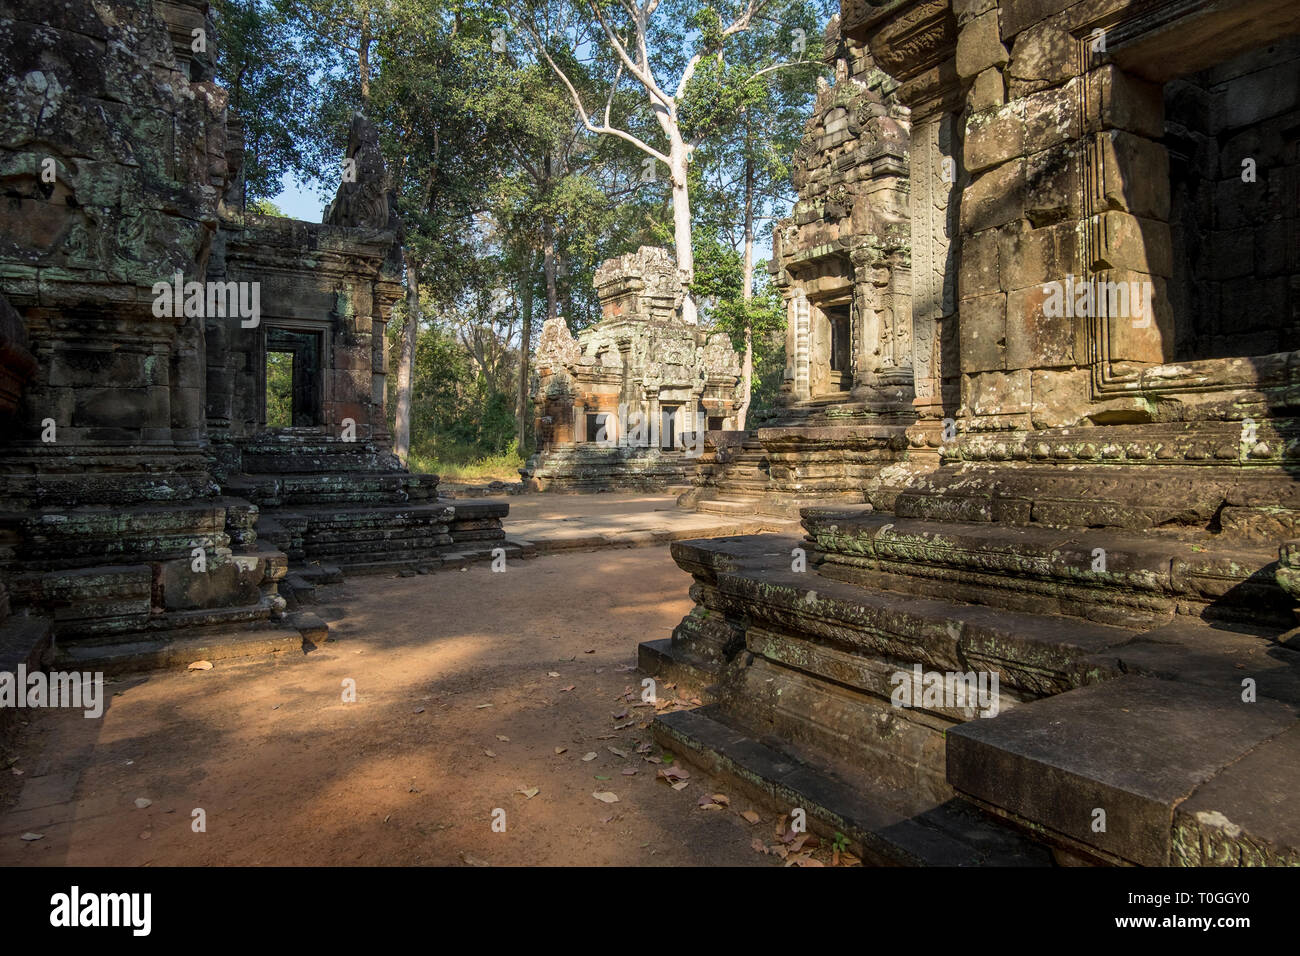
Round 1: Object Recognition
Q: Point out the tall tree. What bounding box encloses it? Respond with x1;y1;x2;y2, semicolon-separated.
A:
687;1;829;425
510;0;820;326
211;0;324;205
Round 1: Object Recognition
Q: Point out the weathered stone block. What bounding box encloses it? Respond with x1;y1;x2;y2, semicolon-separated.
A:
964;367;1031;418
1091;211;1173;278
1095;130;1170;220
1006;284;1079;369
1085;65;1164;138
1006;17;1075;96
961;160;1025;234
1025;142;1084;226
999;219;1080;290
958;292;1007;372
1030;367;1091;428
969;68;1006;111
953;0;998;25
965;103;1025;174
960;228;1002;298
956;11;1010;80
1105;273;1174;364
1022;79;1080;152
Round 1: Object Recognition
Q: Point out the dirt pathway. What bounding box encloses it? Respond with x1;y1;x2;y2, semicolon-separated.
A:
1;547;799;866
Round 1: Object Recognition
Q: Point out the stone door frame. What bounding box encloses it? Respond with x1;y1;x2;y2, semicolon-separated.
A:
257;319;331;433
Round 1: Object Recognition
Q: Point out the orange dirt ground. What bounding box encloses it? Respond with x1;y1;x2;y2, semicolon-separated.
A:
1;546;839;866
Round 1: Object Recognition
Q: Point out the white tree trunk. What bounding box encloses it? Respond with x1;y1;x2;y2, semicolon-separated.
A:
394;251;419;464
736;152;755;430
667;132;696;324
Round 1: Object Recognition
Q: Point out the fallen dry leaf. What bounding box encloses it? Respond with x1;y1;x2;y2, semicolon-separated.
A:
554;747;567;755
591;791;619;804
134;798;152;809
495;735;509;742
483;749;497;758
547;671;560;677
20;832;43;842
561;685;576;692
621;768;637;776
740;810;761;825
582;752;597;762
515;787;539;799
656;766;690;782
607;746;628;758
187;661;213;671
671;780;689;791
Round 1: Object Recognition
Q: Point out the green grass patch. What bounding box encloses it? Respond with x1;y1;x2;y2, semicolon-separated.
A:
406;442;524;483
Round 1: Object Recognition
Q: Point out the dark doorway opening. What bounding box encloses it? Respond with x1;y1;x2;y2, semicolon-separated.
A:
661;405;679;449
827;304;851;373
265;328;323;427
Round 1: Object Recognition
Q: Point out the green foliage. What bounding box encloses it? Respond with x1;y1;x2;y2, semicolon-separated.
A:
265;351;293;427
211;0;324;203
693;230;787;413
247;198;287;217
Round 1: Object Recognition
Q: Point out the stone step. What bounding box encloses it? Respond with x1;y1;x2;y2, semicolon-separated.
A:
801;506;1290;627
948;620;1300;865
654;706;1051;866
50;622;313;675
341;543;523;575
240;472;441;506
696;498;760;515
668;533;1141;700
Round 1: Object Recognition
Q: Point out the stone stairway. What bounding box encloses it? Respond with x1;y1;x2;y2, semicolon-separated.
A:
639;509;1300;865
228;433;514;574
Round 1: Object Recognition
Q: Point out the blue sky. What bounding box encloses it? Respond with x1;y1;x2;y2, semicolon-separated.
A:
273;174;327;221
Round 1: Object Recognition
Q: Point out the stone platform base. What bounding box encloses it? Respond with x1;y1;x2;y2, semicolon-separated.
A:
640;517;1300;866
682;423;909;517
523;444;697;492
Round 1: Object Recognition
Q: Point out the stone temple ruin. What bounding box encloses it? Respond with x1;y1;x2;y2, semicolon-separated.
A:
0;0;510;679
645;0;1300;865
523;246;743;491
